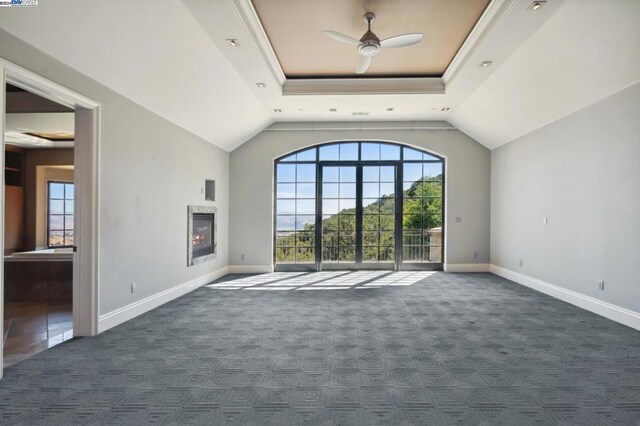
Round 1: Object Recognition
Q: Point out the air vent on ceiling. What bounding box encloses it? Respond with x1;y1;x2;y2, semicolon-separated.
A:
351;111;370;116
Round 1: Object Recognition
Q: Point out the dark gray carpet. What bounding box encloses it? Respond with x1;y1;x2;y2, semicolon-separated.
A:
1;272;639;425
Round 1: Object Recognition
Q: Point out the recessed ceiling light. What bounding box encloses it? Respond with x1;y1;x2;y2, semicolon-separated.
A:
329;108;337;112
441;107;450;112
273;108;282;113
480;61;493;68
256;82;267;88
387;108;394;112
528;1;546;11
225;39;239;47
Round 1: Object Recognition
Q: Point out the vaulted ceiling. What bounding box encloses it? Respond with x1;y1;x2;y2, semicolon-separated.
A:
0;0;638;152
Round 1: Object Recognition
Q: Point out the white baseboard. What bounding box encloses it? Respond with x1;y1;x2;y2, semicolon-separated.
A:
490;264;640;331
444;263;490;273
227;265;274;274
98;266;230;333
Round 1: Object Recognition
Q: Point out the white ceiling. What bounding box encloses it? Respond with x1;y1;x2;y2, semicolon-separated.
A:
1;0;638;152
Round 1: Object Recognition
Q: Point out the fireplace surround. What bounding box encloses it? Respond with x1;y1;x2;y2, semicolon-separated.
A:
188;205;217;266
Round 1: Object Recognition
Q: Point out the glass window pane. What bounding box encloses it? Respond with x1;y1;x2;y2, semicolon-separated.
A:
64;232;74;247
363;215;379;231
362;198;379;213
339;246;355;262
322;183;339;198
380;144;400;160
322;199;339;215
276;215;295;231
338;215;356;230
423;163;442;180
295;215;315;231
380;215;395;230
363;247;378;262
403;246;422;262
339;198;356;212
296;148;316;161
361;143;380;161
339;183;356;198
277;200;295;214
339;167;356;182
423;152;441;161
362;231;378;246
339;143;358;161
276;247;295;263
49;231;64;247
296;199;315;215
403;163;422;182
319;144;339;161
403;230;422;245
380;166;394;182
64;200;74;214
296;247;315;263
277;164;296;182
49;200;64;214
49;215;64;231
323;167;339;182
362;166;379;182
279;153;297;162
380;231;394;246
276;232;294;247
322;232;339;246
49;183;64;199
379;246;394;262
296;232;315;246
64;184;74;199
64;215;74;229
297;164;316;182
403;147;423;160
276;183;295;198
297;183;315;198
322;215;338;231
380;182;394;197
362;183;379;198
322;245;339;262
339;232;356;246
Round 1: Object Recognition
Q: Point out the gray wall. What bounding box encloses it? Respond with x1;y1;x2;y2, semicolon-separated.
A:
229;123;491;268
491;82;640;314
1;29;229;315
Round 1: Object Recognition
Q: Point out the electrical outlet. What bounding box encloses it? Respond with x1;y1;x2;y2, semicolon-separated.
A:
131;282;137;294
543;216;548;225
455;217;462;223
241;254;245;261
598;280;605;291
473;251;478;259
519;260;523;267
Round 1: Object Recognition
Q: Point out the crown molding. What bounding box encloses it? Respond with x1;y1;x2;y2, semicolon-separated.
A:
442;0;518;90
231;0;516;95
229;0;286;86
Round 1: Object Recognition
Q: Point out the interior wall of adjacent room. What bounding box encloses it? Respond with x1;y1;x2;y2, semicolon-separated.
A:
490;81;640;314
229;125;491;268
22;149;73;250
1;29;230;316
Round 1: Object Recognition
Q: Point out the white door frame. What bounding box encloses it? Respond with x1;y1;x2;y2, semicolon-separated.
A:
0;58;101;378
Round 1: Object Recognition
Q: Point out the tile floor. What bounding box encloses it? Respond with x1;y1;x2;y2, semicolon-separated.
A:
3;302;73;367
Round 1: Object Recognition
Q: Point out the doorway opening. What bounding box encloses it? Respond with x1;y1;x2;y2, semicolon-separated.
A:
274;141;444;272
3;83;75;366
0;59;100;376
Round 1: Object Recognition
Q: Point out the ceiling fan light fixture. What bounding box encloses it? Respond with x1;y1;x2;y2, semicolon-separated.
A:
359;42;380;56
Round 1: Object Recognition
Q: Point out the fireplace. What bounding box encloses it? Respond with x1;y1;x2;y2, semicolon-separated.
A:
188;205;217;266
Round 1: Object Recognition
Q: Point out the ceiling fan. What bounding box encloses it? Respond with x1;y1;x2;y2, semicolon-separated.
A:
322;12;424;74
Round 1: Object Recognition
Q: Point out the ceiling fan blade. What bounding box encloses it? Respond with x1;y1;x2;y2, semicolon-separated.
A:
380;33;424;49
322;30;360;45
356;55;371;74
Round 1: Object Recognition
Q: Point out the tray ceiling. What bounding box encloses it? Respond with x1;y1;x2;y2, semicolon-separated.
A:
251;0;490;78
